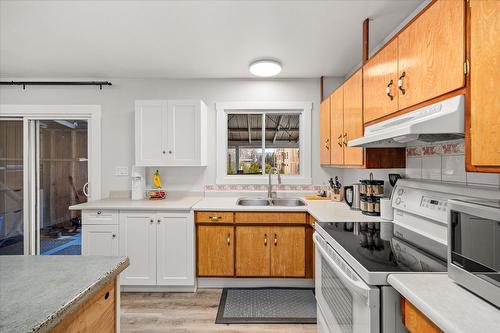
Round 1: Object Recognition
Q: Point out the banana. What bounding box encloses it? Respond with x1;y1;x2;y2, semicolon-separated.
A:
152;170;162;189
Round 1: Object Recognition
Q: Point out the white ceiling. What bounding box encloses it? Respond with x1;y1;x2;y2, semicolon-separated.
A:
0;0;424;79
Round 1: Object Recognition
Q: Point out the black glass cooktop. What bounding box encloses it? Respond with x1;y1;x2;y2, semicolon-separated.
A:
317;221;446;273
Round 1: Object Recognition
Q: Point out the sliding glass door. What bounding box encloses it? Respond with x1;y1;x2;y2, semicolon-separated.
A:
0;119;25;255
38;120;88;255
0;118;89;255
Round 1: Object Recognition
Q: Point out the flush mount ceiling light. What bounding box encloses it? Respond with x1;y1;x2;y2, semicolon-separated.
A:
249;59;282;77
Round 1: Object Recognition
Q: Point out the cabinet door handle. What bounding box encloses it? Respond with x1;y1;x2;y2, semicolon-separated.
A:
150;219;154;224
112;234;116;238
274;234;277;246
325;138;330;151
398;72;406;95
162;150;166;154
97;211;102;215
337;134;343;147
343;133;348;147
209;216;222;222
264;233;268;246
227;233;231;246
157;219;161;224
386;79;394;100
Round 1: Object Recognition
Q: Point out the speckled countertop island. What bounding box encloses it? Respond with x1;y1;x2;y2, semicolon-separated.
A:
0;255;129;333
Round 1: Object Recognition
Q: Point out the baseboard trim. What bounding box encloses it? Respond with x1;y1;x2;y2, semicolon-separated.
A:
121;285;197;293
197;278;314;289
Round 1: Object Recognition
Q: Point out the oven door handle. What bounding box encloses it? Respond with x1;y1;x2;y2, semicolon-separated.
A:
314;235;373;302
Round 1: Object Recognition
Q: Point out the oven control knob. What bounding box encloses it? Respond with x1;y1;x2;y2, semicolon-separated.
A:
397;188;404;196
395;197;402;205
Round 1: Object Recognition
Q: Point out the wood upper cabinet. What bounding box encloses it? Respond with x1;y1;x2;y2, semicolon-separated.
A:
320;97;331;165
398;0;465;109
363;38;399;123
469;0;500;168
236;226;271;276
330;86;344;165
197;226;234;277
343;69;364;166
271;227;305;277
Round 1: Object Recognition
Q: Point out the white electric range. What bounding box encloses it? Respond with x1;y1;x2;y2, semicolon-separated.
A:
314;179;500;333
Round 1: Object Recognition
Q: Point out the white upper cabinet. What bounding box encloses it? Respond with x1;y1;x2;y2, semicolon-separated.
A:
135;100;208;167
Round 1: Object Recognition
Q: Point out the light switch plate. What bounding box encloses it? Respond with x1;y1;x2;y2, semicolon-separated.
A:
115;166;129;176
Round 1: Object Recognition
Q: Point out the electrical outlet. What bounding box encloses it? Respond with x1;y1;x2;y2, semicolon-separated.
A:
115;166;129;176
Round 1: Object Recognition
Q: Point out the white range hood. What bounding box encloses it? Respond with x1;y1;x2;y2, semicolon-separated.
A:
348;95;464;147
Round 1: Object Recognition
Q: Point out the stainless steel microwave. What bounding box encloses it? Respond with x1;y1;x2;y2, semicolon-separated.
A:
448;199;500;308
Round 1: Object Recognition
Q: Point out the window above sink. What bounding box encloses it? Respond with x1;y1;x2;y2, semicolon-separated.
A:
216;102;312;185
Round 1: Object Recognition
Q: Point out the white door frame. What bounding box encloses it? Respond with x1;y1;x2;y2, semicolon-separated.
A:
0;104;101;254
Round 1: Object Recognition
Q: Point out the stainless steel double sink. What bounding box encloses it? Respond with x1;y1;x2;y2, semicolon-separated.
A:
236;197;307;207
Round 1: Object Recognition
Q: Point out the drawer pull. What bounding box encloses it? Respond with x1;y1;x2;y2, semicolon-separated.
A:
386;79;394;100
104;292;110;300
209;216;222;221
398;72;406;95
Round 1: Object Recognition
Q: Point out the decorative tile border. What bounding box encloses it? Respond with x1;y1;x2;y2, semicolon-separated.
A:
406;139;464;157
205;184;321;192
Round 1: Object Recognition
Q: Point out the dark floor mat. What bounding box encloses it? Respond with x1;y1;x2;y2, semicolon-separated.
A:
216;288;317;324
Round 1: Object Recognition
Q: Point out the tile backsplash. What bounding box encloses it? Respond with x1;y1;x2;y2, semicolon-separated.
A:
204;184;321;192
406;139;500;187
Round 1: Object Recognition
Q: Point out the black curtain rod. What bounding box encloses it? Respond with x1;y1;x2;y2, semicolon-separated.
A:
0;81;112;90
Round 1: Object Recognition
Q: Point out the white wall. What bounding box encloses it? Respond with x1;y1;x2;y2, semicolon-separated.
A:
0;78;343;196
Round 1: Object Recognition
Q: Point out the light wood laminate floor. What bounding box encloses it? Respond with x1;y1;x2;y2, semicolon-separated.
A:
121;289;317;333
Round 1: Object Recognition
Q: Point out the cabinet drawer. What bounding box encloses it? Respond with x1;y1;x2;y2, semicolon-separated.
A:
83;210;118;225
196;211;234;223
235;212;307;224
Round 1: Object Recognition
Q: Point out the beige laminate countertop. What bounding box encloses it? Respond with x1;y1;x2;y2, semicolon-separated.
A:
192;196;382;223
69;193;203;211
69;192;382;223
388;273;500;333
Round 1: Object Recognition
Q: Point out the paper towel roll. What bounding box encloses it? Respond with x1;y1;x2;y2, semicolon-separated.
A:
380;198;394;221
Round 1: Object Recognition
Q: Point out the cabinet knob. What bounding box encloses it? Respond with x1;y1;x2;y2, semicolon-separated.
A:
157;219;161;224
112;234;116;238
162;150;166;154
150;219;154;223
168;150;172;154
227;233;231;246
264;234;268;246
274;234;277;246
97;211;102;215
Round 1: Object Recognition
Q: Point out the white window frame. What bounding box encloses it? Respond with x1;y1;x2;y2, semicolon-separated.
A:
216;101;312;184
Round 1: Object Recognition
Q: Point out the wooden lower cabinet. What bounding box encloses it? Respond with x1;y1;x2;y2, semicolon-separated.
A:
236;226;271;276
51;279;116;333
197;225;234;277
402;298;442;333
196;212;309;278
235;226;305;277
271;227;305;277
